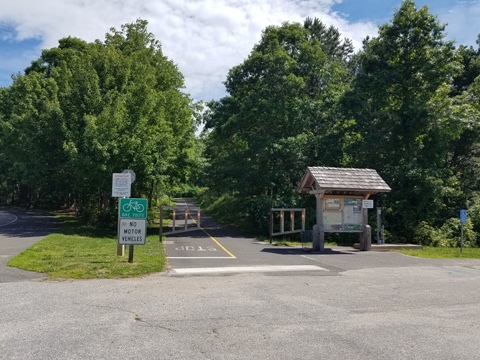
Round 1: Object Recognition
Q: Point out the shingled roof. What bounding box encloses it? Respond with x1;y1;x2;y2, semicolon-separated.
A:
298;167;391;195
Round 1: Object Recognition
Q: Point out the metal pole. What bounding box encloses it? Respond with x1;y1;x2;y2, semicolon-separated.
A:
461;223;464;254
117;198;124;256
290;211;294;232
377;207;382;244
128;245;134;263
270;210;273;244
361;197;369;251
159;206;163;242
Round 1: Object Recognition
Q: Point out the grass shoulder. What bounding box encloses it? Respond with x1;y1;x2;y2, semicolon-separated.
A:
8;214;166;279
397;246;480;259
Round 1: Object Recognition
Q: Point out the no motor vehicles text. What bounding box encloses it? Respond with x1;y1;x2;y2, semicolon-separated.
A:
121;236;143;242
123;228;142;235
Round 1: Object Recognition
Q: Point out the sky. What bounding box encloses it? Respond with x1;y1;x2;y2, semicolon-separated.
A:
1;0;479;102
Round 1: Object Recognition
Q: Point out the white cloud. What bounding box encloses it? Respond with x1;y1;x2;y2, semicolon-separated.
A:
438;1;480;47
0;0;378;101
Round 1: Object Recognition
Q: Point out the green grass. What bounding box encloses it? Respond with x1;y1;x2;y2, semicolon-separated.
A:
398;246;480;259
8;215;166;279
265;239;480;259
263;237;337;247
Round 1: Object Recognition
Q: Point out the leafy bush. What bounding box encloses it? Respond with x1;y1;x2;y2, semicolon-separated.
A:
246;196;279;235
468;198;480;235
414;218;478;247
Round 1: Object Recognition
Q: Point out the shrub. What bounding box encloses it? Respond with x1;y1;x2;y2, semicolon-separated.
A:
414;218;478;247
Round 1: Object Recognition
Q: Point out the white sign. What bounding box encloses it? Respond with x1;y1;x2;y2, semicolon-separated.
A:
362;200;374;209
119;219;146;245
112;173;131;197
122;169;136;183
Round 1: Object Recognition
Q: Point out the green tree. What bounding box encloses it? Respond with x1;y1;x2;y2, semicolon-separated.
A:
304;17;354;61
204;19;352;230
451;35;480;96
0;20;198;223
0;72;66;206
343;0;466;241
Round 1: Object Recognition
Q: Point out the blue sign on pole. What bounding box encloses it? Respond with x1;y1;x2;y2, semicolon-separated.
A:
460;210;468;224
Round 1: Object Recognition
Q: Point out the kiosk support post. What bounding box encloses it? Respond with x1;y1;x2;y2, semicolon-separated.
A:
314;193;325;251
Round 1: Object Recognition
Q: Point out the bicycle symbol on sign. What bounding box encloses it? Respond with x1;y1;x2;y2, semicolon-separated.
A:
122;200;145;213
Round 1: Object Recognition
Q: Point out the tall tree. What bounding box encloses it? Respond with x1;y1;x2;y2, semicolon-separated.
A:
343;0;465;241
451;35;480;96
204;20;352;230
0;20;198;222
304;17;354;61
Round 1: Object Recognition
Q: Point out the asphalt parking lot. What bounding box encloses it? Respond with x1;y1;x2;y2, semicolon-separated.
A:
3;207;480;359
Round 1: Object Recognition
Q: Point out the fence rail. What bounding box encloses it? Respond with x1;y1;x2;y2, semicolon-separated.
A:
269;208;306;243
159;206;201;241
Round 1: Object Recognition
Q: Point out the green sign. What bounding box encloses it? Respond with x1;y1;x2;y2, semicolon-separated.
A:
119;198;148;219
344;224;362;231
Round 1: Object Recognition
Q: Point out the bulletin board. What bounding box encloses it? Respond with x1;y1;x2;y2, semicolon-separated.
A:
323;196;363;232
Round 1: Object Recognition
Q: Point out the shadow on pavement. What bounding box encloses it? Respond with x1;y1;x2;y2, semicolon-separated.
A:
261;247;354;256
0;208;63;238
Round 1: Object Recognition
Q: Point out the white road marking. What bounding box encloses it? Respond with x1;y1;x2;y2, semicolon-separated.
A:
0;213;18;228
163;241;175;244
168;257;235;259
301;255;319;262
173;265;328;274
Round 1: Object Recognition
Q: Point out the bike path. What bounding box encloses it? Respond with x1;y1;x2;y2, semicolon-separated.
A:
0;208;63;282
163;199;336;274
163;199;480;276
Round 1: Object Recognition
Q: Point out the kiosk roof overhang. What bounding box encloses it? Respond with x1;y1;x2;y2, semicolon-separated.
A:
298;167;391;196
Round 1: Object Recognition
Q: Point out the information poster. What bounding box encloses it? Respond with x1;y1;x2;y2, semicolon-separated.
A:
343;198;362;231
322;196;364;232
325;198;341;210
112;173;131;198
323;211;343;231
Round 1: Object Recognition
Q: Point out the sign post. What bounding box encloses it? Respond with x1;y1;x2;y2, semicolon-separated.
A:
376;207;383;244
460;210;467;254
361;199;374;251
122;169;136;184
112;173;132;256
119;198;148;263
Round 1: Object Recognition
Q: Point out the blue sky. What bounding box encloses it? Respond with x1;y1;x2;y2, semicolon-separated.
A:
1;0;479;101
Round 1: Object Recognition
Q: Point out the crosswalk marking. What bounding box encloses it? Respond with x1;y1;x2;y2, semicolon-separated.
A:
172;265;328;274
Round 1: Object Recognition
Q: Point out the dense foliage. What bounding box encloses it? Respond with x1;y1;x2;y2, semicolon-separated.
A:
202;1;480;244
0;20;200;223
1;2;479;245
343;1;480;242
202;18;354;231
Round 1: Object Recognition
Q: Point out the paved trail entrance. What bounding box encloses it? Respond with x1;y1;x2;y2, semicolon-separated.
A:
163;199;348;276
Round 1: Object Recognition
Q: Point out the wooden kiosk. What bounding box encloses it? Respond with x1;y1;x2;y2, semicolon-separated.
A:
298;167;391;251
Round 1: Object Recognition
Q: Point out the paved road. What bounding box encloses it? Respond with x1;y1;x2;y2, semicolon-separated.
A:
2;204;480;359
0;208;62;283
2;263;480;359
164;199;480;277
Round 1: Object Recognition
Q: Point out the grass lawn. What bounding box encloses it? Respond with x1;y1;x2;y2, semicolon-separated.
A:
266;240;480;260
398;246;480;259
8;215;166;279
